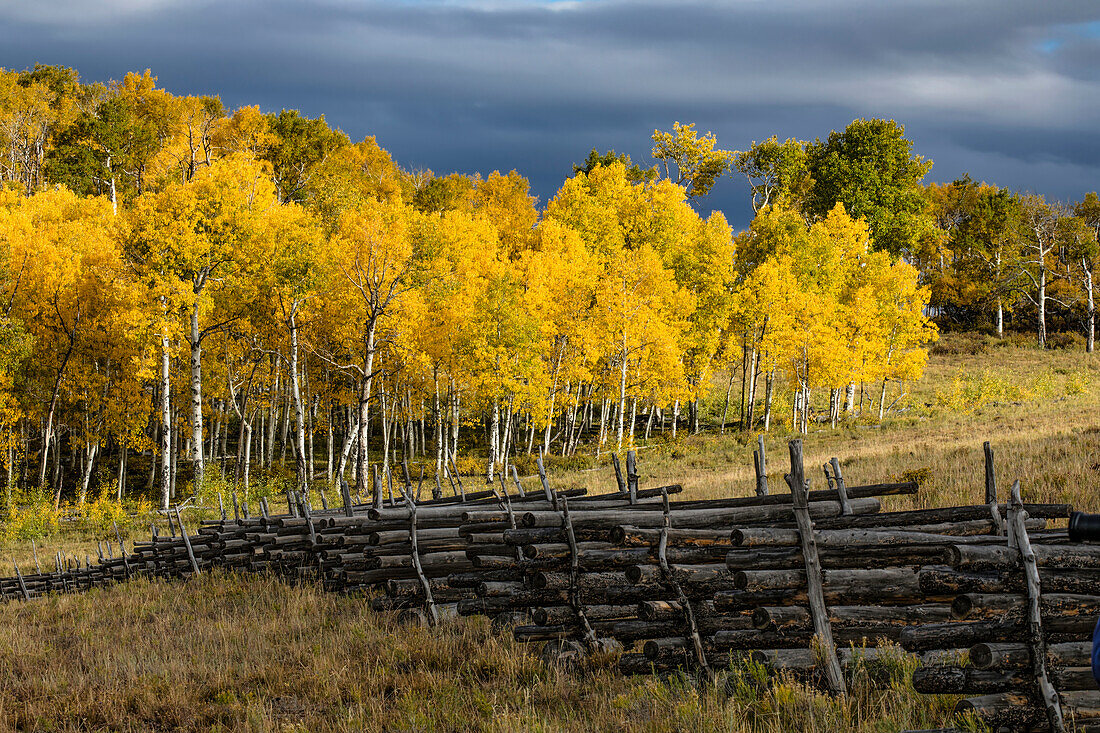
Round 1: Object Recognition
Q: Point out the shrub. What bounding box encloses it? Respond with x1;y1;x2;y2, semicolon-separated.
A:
1046;331;1085;350
929;332;993;356
3;488;60;541
78;488;131;534
1066;370;1091;396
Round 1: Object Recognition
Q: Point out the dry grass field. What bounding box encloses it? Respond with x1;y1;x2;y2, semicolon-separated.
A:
0;574;963;733
0;334;1095;732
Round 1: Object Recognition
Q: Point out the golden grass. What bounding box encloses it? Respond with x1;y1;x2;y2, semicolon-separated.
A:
0;572;962;733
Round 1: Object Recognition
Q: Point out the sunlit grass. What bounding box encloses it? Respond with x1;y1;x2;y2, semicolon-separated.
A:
0;572;962;732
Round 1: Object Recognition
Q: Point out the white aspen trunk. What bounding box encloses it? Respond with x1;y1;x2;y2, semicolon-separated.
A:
995;250;1004;338
628;396;637;446
1038;266;1047;348
745;346;758;428
543;347;563;455
616;340;628;450
219;398;228;472
645;404;655;441
266;360;279;467
189;301;205;492
279;391;291;464
242;420;251;493
878;379;888;422
355;324;376;497
434;372;443;477
336;411;359;484
762;370;774;432
355;377;370;497
326;401;334;484
844;383;855;413
1085;262;1095;353
379;384;390;480
720;369;735;434
208;400;218;464
41;342;73;493
289;312;308;491
160;328;172;511
500;396;514;478
79;442;98;505
671;399;680;439
791;389;799;432
451;391;460;460
486;398;499;483
116;445;127;501
107;154;117;215
595;398;608;458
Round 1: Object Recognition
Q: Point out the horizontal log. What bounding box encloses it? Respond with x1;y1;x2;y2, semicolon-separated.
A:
527;571;632;592
711;625;909;649
969;641;1090;670
610;527;735;547
899;616;1095;651
753;603;953;631
811;503;1069;531
949;542;1100;572
726;545;953;572
919;565;1100;597
520;498;881;530
732;567;920;595
951;592;1100;621
729;521;1046;548
669;481;916;511
532;605;637;626
915;664;1097;695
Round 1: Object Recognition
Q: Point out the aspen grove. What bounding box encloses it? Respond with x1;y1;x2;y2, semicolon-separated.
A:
0;66;942;510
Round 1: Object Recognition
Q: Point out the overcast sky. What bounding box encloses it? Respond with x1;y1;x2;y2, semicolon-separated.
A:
2;0;1098;227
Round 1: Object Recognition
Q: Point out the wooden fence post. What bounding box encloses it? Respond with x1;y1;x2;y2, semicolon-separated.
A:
753;436;768;496
1007;480;1064;732
785;438;845;696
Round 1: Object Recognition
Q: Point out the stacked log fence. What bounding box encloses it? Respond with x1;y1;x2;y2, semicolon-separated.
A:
0;441;1095;732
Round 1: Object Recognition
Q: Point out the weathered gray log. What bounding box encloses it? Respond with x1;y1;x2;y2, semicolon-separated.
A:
969;641;1090;670
754;437;768;497
915;664;1096;695
951;592;1100;621
919;565;1100;596
610;527;732;547
753;603;953;631
812;503;1069;530
949;542;1100;571
519;497;881;530
786;438;845;696
533;605;636;625
726;543;955;572
899;616;1095;651
1008;483;1064;733
730;521;1045;548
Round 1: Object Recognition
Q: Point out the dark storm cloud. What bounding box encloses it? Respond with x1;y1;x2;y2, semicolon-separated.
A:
2;0;1098;226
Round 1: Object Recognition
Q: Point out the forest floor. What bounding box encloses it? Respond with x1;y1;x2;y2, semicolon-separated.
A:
0;332;1097;731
